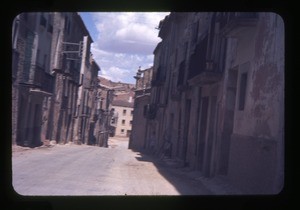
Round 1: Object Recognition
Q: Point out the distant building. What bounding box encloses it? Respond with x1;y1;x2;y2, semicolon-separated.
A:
129;67;153;150
111;99;134;137
137;12;284;194
98;76;135;139
96;77;116;147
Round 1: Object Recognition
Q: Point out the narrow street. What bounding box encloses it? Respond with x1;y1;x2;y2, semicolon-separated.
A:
12;137;240;196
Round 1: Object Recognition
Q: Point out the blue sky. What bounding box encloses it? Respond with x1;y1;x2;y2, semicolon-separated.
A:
79;12;169;84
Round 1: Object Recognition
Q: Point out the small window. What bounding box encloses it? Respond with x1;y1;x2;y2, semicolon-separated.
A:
130;120;133;125
40;13;47;27
43;54;47;68
123;109;127;115
47;24;53;33
192;21;199;43
121;129;125;133
36;49;40;65
131;110;134;115
111;118;115;124
122;120;125;125
238;72;248;110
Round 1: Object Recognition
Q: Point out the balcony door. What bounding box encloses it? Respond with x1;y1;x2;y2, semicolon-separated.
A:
182;99;191;165
218;67;238;175
196;96;209;171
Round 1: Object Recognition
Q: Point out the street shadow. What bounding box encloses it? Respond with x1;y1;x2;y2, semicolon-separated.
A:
131;149;213;195
134;152;155;162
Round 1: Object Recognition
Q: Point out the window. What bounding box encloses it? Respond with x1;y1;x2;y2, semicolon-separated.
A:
238;72;248;110
123;109;127;115
111;118;115;124
192;21;199;43
36;49;40;65
40;14;47;27
122;120;125;125
131;110;134;115
99;98;104;109
130;120;133;125
12;19;19;49
43;54;47;68
47;14;53;33
174;49;178;66
47;24;53;33
121;129;125;133
184;42;188;60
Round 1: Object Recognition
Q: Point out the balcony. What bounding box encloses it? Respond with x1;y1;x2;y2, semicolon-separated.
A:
187;37;223;86
188;60;222;86
218;12;258;35
188;71;222;86
22;64;54;95
35;64;54;93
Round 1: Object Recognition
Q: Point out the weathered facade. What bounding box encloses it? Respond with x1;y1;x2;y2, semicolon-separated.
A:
129;67;153;150
95;77;116;147
12;13;55;147
137;12;284;194
97;77;135;138
45;12;96;145
12;12;102;147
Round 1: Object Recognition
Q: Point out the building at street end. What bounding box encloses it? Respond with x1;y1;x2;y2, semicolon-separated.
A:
129;67;153;150
111;99;134;138
132;12;284;194
98;77;135;139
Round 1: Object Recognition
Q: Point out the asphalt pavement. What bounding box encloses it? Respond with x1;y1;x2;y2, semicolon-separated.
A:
12;137;215;195
12;137;242;196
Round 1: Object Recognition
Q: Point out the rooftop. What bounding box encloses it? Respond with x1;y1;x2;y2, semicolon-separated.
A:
112;100;134;108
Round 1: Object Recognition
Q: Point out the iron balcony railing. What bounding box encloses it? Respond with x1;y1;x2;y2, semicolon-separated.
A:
35;64;54;93
19;64;54;94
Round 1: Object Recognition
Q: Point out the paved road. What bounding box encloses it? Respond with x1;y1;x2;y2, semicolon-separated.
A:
12;137;213;196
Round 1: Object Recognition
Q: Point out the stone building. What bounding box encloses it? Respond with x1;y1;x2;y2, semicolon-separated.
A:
129;67;153;150
12;13;55;147
95;77;117;147
80;56;101;145
12;12;101;147
44;12;97;145
139;12;284;194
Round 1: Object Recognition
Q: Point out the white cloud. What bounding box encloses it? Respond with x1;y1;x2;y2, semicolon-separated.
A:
100;66;130;83
90;12;169;84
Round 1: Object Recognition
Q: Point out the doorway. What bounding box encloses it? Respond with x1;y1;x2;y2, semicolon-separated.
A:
203;96;217;177
33;104;42;146
196;97;209;171
218;68;238;175
182;99;191;165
